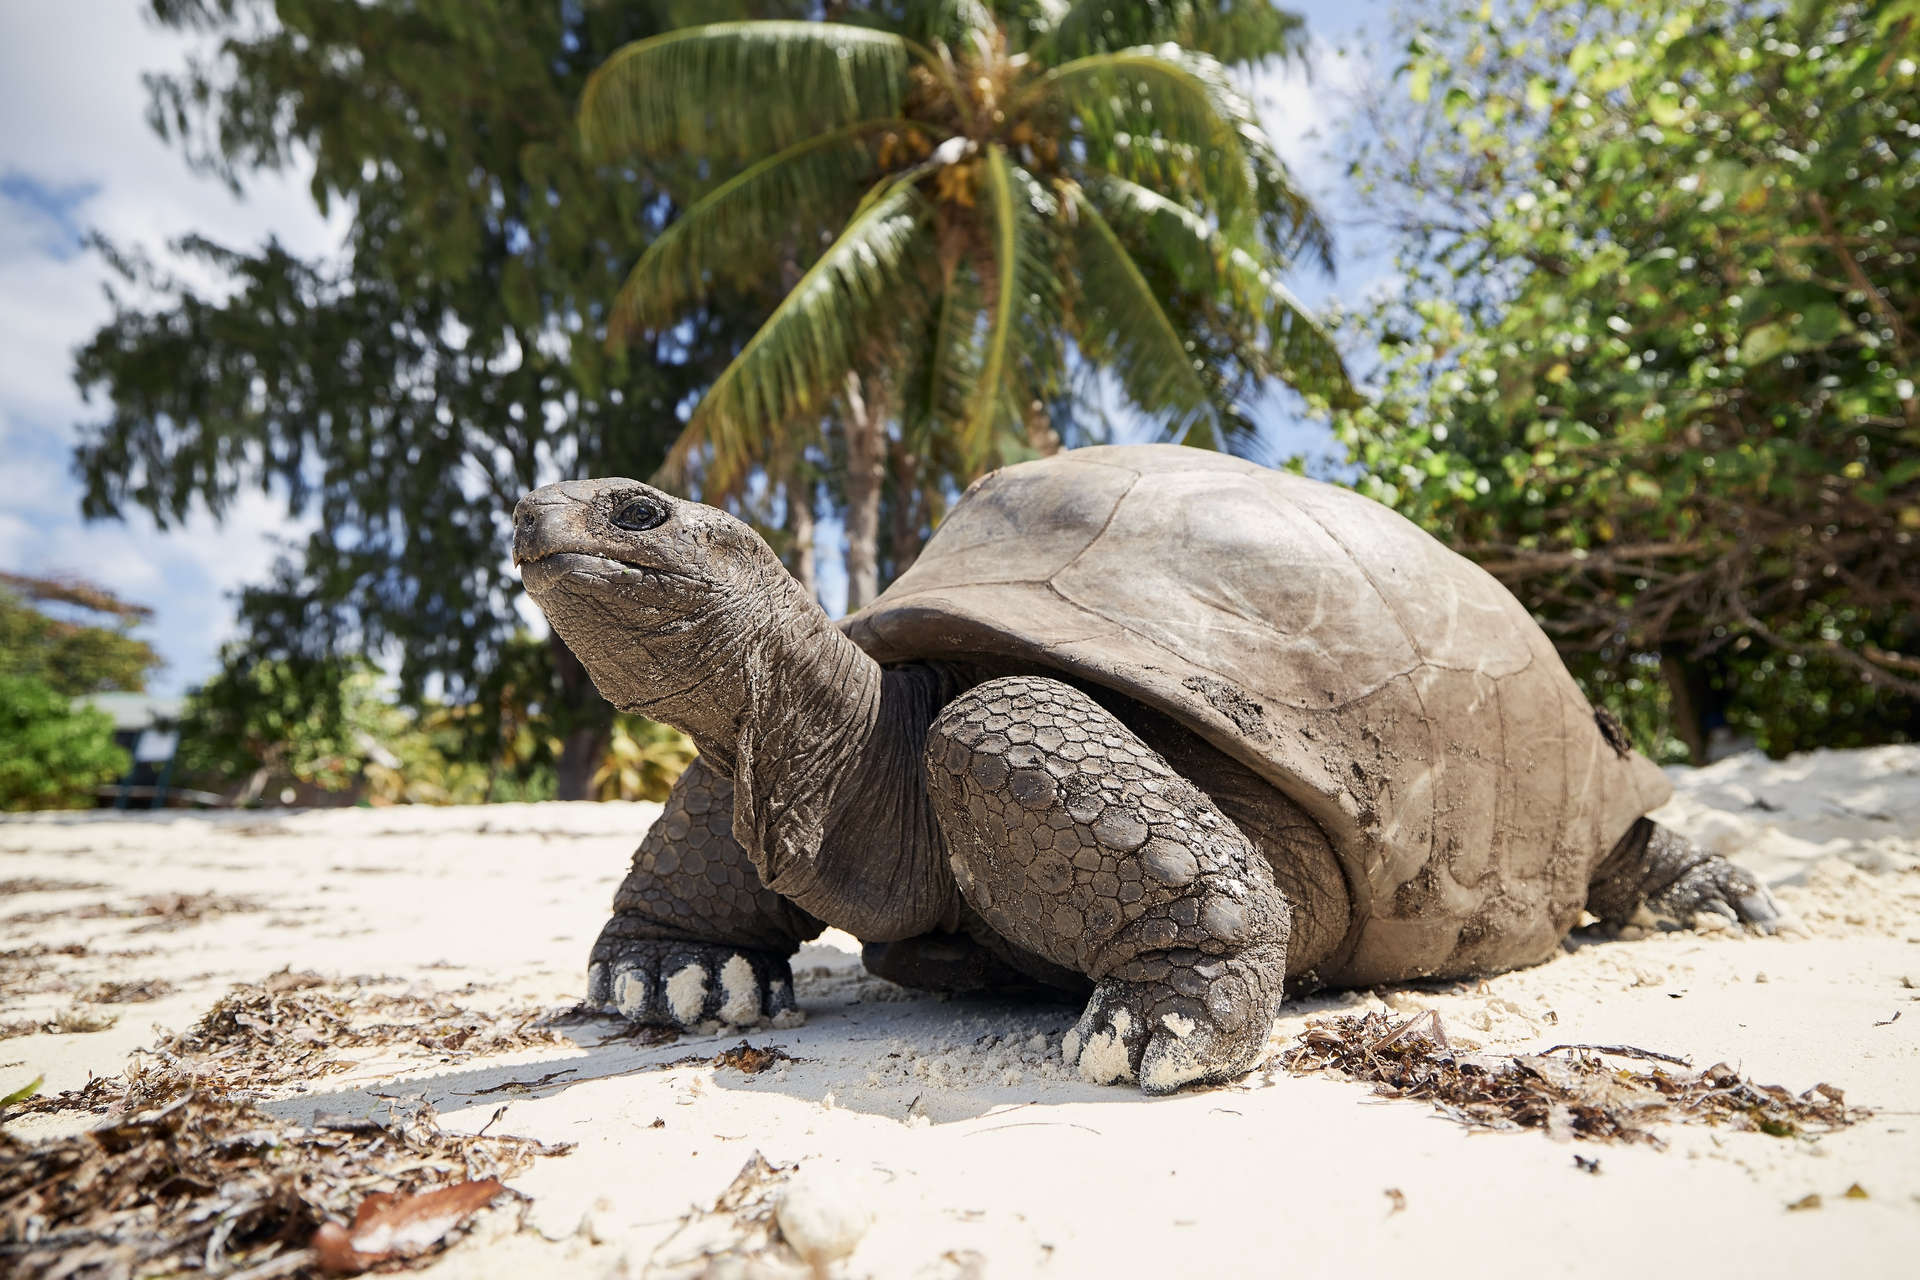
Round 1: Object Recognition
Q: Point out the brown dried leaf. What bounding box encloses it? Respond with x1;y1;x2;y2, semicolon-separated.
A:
712;1041;797;1074
312;1178;507;1274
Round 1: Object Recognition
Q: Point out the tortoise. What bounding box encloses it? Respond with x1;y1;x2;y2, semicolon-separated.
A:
513;444;1777;1093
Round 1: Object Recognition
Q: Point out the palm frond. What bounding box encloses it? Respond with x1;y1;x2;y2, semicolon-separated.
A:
852;0;996;49
1065;186;1236;449
666;181;933;492
1224;247;1353;404
960;146;1064;465
609;121;927;345
1019;45;1260;224
902;259;983;446
1086;174;1351;404
580;22;912;164
1235;117;1336;273
1038;0;1307;68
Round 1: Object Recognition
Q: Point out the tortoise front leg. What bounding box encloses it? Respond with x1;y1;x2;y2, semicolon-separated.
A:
590;756;824;1028
924;676;1291;1094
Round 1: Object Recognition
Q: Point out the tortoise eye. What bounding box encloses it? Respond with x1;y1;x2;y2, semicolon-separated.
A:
611;496;668;532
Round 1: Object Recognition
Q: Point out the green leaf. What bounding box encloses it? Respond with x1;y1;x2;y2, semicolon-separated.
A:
1739;322;1793;366
1409;63;1433;103
1067;185;1231;447
580;22;913;164
672;180;933;491
1019;45;1259;223
1084;174;1352;403
961;145;1031;464
1;1075;42;1109
1038;0;1307;66
608;120;920;343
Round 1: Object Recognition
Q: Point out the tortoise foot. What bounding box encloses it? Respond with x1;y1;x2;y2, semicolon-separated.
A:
1064;943;1284;1094
588;939;801;1030
926;675;1291;1094
1588;819;1781;935
1645;855;1780;934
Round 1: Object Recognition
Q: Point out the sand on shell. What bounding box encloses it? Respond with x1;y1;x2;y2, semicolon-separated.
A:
3;746;1918;1277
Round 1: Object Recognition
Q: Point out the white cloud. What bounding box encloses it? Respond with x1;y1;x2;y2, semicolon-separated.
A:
0;0;343;693
1245;35;1379;200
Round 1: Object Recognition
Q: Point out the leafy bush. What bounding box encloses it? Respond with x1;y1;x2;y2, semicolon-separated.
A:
0;674;131;811
1330;0;1920;759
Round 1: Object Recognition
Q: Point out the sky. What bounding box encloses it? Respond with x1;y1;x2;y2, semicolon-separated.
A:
0;0;1394;696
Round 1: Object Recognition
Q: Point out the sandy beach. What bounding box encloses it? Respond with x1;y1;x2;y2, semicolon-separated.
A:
5;745;1918;1277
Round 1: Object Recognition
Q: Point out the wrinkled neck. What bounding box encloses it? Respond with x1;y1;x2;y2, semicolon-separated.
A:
627;559;966;939
763;661;970;940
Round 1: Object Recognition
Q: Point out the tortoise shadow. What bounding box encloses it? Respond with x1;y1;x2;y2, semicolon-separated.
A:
249;974;1360;1131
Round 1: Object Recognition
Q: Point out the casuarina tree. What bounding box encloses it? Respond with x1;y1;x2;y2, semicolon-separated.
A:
73;0;760;796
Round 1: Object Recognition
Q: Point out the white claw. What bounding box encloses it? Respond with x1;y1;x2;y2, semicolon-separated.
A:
1073;1006;1135;1085
614;968;653;1019
665;963;708;1023
717;953;762;1025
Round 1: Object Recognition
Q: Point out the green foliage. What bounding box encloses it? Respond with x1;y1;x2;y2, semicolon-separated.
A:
582;1;1352;496
0;675;130;812
175;644;596;805
592;715;698;803
72;1;762;793
1332;0;1920;759
0;573;160;697
177;653;397;798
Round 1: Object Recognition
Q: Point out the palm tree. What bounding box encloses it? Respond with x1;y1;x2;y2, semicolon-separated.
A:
581;0;1351;608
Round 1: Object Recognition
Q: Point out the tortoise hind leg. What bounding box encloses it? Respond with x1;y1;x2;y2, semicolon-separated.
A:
1586;818;1780;933
590;756;824;1028
924;676;1291;1094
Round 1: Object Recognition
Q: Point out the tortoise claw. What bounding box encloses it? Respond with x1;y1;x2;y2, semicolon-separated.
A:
589;940;801;1030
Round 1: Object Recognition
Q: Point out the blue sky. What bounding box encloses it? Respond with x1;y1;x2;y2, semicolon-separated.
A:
0;0;1395;694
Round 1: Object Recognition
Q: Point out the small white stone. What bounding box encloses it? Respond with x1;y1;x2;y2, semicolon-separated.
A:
776;1168;871;1269
664;963;708;1023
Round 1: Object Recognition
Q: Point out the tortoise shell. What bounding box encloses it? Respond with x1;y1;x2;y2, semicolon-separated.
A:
846;444;1671;982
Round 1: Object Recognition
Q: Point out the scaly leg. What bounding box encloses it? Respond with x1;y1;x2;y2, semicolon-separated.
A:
589;756;824;1028
1586;817;1780;932
924;676;1291;1094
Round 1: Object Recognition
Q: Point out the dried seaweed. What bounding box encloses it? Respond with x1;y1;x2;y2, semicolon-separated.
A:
1281;1010;1867;1145
0;878;108;896
656;1041;801;1076
1;893;263;932
646;1152;801;1280
0;1009;118;1042
0;1090;566;1279
0;943;89;999
13;971;569;1118
79;980;174;1006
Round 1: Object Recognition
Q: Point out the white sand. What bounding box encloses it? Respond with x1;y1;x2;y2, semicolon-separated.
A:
4;747;1918;1277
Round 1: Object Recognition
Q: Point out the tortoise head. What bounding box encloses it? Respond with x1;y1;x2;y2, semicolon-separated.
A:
513;477;803;721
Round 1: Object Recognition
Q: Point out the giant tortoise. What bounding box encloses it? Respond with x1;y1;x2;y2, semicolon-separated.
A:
513;444;1775;1093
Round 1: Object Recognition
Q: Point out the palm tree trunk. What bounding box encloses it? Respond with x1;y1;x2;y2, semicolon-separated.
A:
787;477;818;603
888;435;926;578
843;371;885;612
